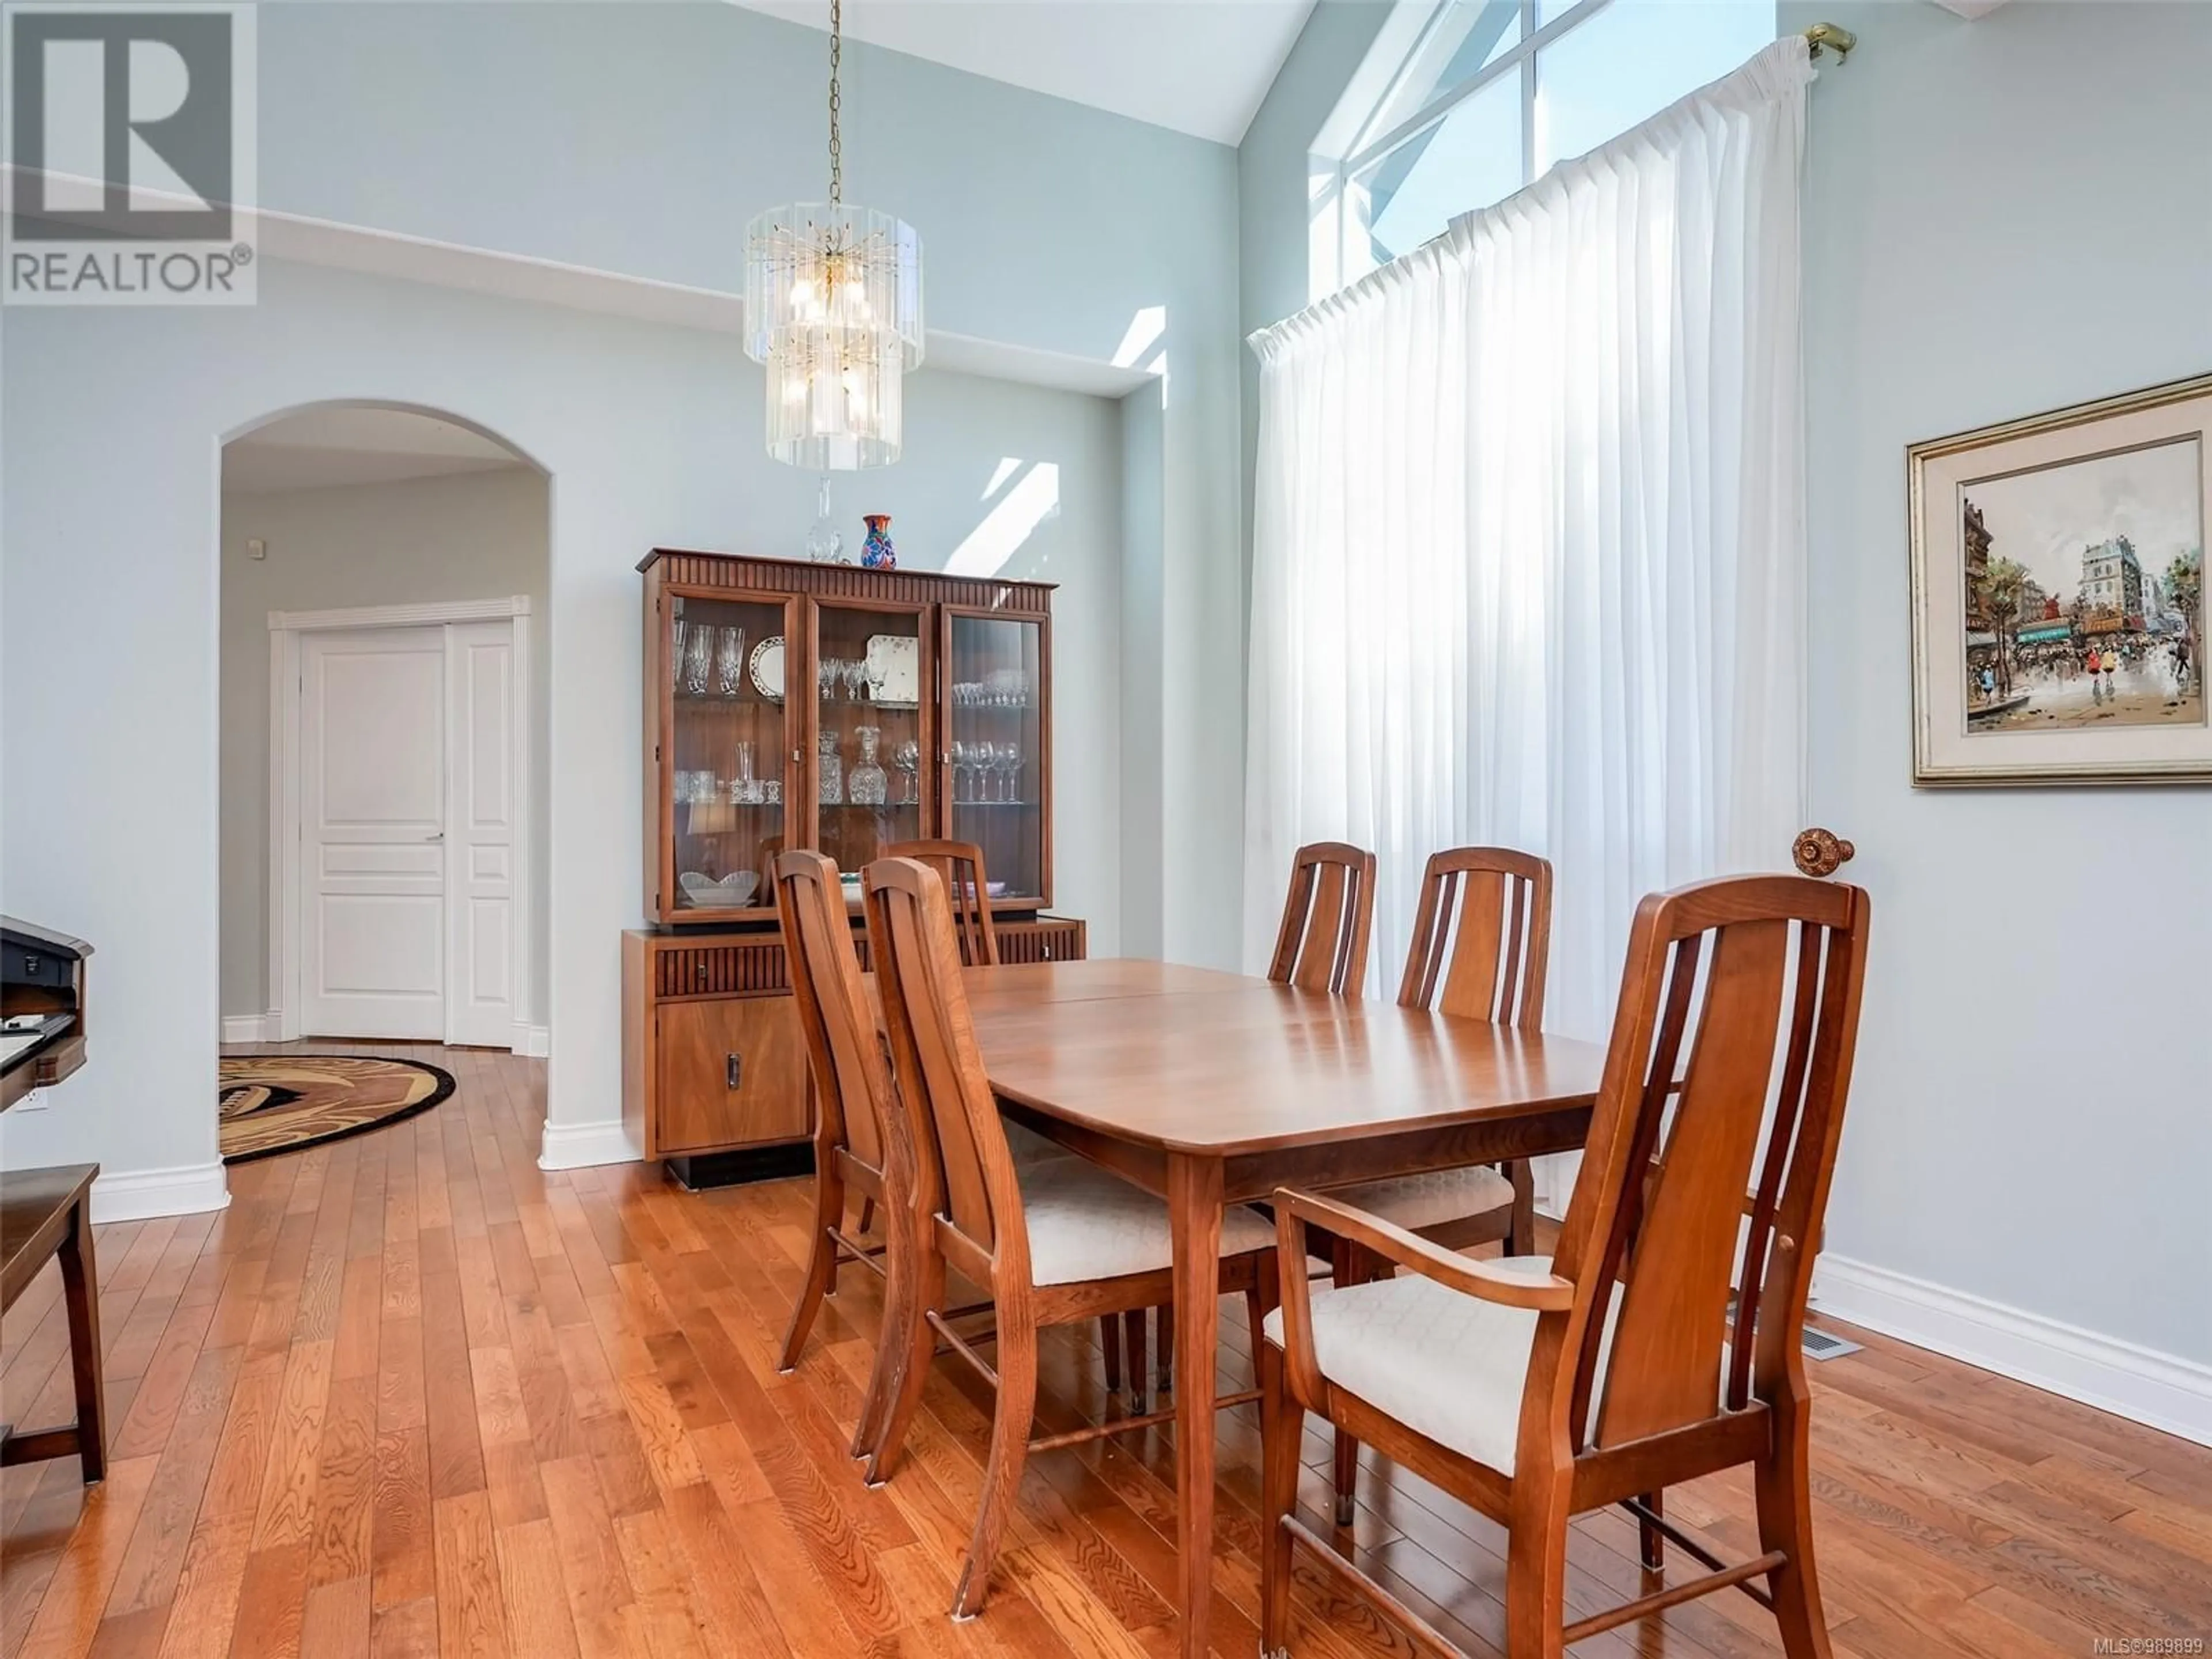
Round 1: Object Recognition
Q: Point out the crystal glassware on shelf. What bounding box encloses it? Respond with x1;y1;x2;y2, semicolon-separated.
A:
949;741;969;803
970;742;998;802
843;657;870;704
849;726;888;805
817;657;839;703
893;738;921;804
715;626;748;698
681;622;714;697
671;617;690;689
818;730;843;805
1000;740;1022;803
732;740;759;804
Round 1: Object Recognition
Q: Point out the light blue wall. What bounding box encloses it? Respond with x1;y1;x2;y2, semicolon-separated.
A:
1237;0;1392;567
1786;0;2212;1366
257;2;1228;365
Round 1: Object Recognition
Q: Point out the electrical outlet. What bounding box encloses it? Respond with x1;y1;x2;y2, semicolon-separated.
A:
246;537;267;560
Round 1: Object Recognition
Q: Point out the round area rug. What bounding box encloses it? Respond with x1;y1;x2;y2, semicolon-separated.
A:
218;1054;455;1164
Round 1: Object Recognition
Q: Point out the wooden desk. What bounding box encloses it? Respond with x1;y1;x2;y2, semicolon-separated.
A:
964;960;1607;1659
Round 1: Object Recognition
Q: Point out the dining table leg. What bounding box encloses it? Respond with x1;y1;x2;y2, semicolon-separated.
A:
1168;1151;1224;1659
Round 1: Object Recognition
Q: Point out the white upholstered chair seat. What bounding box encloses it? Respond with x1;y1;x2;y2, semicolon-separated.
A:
1263;1256;1623;1476
1018;1158;1278;1288
1327;1164;1515;1232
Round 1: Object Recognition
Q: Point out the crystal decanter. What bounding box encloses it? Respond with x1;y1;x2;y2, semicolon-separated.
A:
848;725;888;805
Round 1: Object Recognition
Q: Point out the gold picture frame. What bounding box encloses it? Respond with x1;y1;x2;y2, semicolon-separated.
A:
1909;372;2210;785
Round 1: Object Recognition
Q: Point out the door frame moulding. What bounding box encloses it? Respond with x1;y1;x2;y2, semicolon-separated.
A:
267;594;534;1046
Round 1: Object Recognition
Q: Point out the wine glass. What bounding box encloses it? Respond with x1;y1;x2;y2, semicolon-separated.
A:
844;658;870;704
894;739;922;804
681;622;713;697
714;626;747;698
950;741;971;803
1000;740;1022;804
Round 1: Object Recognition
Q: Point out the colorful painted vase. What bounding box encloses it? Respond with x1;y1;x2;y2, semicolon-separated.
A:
861;514;897;571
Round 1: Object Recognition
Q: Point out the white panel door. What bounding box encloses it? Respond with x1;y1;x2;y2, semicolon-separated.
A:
300;626;447;1039
446;621;517;1047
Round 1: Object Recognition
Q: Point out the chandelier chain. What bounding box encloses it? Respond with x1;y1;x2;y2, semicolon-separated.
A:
828;0;842;205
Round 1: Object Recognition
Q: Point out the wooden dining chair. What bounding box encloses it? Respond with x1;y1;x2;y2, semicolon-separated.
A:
1313;846;1552;1523
1261;873;1871;1659
1267;842;1377;995
881;835;1147;1402
863;856;1284;1619
883;838;999;965
771;851;912;1464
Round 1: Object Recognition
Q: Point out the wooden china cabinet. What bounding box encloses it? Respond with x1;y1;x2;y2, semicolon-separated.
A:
622;548;1086;1184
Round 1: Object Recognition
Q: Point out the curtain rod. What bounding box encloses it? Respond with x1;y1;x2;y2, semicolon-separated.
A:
1803;21;1855;63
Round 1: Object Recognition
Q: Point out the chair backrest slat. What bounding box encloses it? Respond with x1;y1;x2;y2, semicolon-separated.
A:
884;839;999;967
1536;875;1869;1464
865;857;1023;1275
1268;842;1376;996
774;850;888;1176
1396;849;1552;1028
1596;916;1788;1445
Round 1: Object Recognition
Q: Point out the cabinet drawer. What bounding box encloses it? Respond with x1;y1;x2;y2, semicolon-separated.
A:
654;995;806;1155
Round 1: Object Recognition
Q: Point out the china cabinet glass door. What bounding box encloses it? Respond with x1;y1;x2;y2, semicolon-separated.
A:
941;609;1048;904
667;591;793;914
809;601;932;884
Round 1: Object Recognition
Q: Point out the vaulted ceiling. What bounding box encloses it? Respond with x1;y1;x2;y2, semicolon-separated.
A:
728;1;1318;146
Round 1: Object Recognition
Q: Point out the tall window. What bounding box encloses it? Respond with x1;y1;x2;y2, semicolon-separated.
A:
1323;0;1775;290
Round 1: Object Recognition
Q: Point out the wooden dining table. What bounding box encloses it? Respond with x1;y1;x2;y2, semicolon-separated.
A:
960;957;1610;1659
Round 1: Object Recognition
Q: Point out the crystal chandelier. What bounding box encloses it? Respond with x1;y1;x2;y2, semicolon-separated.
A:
743;0;924;469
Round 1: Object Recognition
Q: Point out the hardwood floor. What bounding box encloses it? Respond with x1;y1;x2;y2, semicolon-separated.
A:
5;1042;2210;1657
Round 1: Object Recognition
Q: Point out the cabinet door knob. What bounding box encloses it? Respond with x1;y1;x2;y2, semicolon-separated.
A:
726;1052;743;1090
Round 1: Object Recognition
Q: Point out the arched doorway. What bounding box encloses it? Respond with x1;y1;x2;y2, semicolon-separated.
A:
217;402;550;1087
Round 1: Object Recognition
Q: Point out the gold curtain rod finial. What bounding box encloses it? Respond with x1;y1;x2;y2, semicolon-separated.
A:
1804;21;1856;63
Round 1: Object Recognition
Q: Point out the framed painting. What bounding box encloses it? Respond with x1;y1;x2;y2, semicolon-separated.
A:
1910;373;2209;785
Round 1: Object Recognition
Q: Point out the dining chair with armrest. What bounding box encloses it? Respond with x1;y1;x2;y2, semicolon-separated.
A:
1260;873;1871;1659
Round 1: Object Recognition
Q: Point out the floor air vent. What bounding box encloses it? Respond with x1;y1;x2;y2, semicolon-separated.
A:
1800;1325;1861;1361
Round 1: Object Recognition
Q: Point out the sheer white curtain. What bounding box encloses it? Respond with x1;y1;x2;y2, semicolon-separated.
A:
1245;37;1810;1048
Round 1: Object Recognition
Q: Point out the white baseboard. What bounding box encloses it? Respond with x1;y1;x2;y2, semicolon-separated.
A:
1813;1253;2212;1449
537;1117;638;1171
93;1162;232;1224
219;1012;278;1043
512;1023;550;1059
